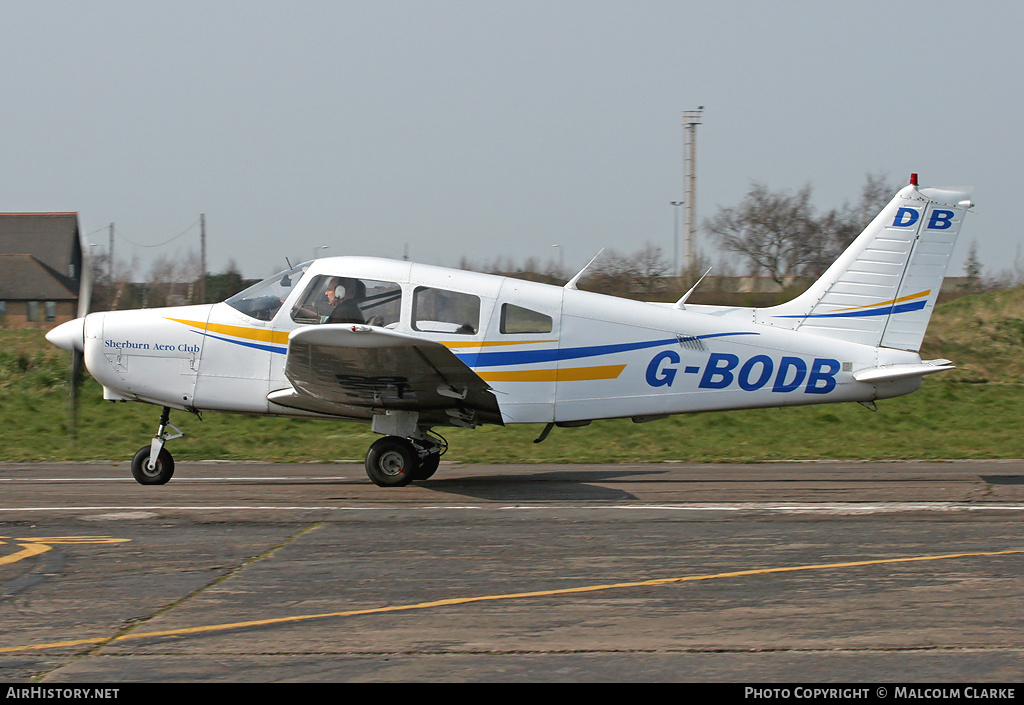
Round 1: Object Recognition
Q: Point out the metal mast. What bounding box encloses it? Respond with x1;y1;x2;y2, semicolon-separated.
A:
200;213;207;304
681;107;703;278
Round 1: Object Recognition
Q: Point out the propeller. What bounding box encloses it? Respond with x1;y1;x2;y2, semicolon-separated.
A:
46;245;93;439
69;247;94;437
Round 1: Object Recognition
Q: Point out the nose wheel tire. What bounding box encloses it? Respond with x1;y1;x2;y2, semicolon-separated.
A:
131;446;175;485
365;436;418;487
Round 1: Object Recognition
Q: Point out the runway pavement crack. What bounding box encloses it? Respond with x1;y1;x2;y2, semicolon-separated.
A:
53;522;325;665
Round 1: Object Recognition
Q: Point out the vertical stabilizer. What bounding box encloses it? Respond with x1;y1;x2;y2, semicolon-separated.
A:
757;177;973;352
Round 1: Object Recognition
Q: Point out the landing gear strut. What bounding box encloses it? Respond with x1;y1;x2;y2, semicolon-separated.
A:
130;407;183;485
364;432;445;487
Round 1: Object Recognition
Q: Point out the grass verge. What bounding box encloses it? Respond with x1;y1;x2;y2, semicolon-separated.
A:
4;285;1022;464
1;340;1020;464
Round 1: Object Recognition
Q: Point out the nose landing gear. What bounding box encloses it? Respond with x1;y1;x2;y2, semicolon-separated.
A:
130;407;183;485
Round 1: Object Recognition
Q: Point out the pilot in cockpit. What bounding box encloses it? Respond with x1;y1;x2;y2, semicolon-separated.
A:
325;277;366;324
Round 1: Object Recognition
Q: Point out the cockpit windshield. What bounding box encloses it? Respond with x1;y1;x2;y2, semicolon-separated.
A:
225;262;310;321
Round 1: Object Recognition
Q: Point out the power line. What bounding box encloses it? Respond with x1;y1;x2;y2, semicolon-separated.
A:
115;218;202;249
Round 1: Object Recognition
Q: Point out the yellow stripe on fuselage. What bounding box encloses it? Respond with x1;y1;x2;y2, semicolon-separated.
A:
167;320;557;350
829;290;930;313
440;339;558;349
477;365;626;383
166;318;291;345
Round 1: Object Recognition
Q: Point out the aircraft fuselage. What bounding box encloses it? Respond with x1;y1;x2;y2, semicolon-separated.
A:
79;256;922;427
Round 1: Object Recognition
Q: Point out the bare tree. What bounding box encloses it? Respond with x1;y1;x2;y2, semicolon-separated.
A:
460;243;671;300
86;248;140;311
630;242;671;298
988;243;1023;290
962;240;983;293
704;183;817;287
579;243;671;300
811;173;896;276
706;174;897;285
144;249;201;308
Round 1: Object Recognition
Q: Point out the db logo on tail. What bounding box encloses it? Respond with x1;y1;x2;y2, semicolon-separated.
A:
892;208;955;230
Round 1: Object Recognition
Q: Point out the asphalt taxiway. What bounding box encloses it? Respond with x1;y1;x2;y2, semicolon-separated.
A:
1;460;1022;682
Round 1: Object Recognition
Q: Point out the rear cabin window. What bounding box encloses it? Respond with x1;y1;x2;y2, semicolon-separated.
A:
412;287;480;335
500;303;552;334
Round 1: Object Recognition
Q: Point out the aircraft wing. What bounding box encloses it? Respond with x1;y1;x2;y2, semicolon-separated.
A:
271;324;504;427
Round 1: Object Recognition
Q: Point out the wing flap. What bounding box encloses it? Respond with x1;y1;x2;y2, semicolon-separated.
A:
280;324;503;426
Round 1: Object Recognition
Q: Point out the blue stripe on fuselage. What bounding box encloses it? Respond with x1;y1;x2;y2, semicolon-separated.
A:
774;300;927;319
455;332;758;368
196;330;288;354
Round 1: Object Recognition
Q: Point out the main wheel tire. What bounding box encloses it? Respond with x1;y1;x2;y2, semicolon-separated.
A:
365;436;418;487
131;446;175;485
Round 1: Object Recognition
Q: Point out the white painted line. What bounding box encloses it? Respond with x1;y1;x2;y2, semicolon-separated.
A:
0;503;1022;514
0;477;352;482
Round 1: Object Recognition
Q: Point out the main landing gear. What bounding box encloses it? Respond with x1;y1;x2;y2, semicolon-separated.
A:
130;407;183;485
364;433;445;487
127;407;446;488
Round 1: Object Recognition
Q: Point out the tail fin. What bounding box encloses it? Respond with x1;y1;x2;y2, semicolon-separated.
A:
757;175;973;352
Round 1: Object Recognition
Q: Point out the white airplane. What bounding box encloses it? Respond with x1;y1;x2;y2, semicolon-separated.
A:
47;175;973;487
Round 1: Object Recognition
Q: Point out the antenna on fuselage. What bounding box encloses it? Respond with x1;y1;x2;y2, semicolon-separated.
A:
673;267;712;309
564;248;605;290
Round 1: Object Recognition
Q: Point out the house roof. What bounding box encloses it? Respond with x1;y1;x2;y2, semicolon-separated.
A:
0;212;82;279
0;213;83;302
0;254;79;300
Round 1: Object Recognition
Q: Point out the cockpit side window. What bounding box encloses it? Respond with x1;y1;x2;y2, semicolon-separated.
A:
412;286;480;335
225;263;307;321
291;276;402;327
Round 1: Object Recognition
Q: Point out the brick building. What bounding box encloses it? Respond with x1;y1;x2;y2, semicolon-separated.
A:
0;213;83;328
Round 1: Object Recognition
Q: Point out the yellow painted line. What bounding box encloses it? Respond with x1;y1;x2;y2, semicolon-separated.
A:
0;535;130;566
0;548;1019;655
8;536;132;545
165;318;291;346
477;364;627;382
0;542;51;566
830;289;930;313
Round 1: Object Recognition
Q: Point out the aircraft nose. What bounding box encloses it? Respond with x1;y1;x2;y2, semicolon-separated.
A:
45;317;86;352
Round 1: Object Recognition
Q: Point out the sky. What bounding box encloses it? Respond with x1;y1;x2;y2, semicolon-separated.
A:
2;0;1021;284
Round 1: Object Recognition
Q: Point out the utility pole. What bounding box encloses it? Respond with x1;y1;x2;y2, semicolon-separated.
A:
682;107;703;278
670;201;683;276
108;223;114;282
200;214;207;303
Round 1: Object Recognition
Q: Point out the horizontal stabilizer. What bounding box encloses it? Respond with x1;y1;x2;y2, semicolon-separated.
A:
852;359;955;383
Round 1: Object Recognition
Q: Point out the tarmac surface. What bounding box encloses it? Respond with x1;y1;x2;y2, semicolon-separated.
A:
1;459;1022;683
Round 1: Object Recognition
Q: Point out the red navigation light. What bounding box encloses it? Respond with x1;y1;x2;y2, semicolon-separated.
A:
910;173;918;186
